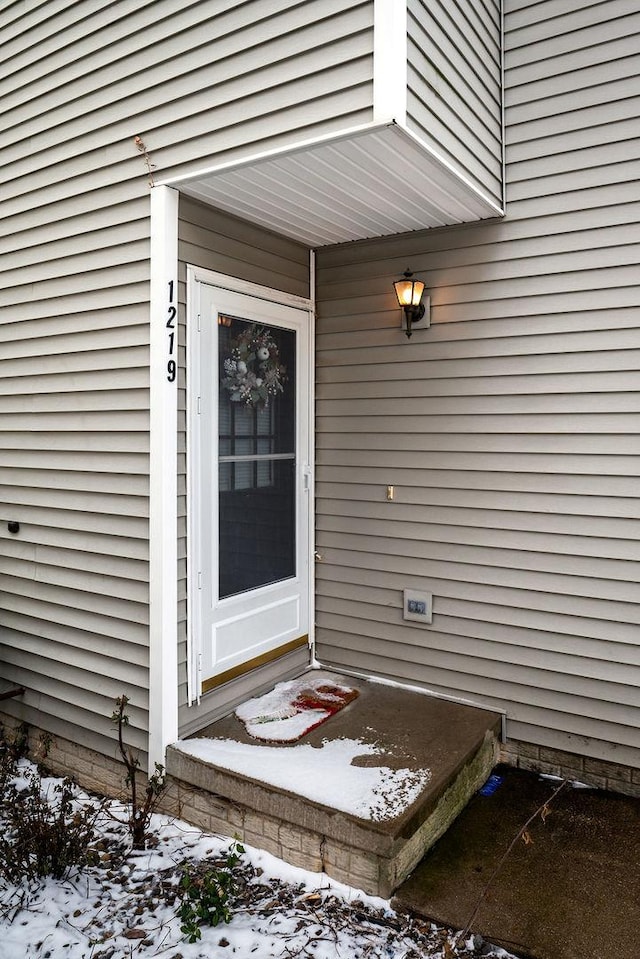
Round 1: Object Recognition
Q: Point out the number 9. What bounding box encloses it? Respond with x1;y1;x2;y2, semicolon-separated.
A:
167;360;177;382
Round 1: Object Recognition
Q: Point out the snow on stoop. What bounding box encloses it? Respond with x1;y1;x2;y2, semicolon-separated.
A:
163;671;502;898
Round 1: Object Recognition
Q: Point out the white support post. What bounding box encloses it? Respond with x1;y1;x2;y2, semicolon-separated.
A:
148;185;179;771
373;0;407;124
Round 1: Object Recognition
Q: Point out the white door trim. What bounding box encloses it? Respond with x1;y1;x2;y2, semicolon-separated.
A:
307;250;316;666
148;185;179;770
187;266;314;703
188;267;312;312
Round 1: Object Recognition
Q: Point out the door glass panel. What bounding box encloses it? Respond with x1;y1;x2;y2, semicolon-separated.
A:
218;315;296;599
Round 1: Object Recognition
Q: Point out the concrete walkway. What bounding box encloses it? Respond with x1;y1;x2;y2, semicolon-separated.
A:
394;764;640;959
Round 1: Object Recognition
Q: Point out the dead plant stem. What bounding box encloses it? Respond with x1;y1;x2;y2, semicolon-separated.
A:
460;777;568;941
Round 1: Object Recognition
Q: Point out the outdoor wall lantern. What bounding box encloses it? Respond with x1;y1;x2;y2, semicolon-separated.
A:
393;268;430;338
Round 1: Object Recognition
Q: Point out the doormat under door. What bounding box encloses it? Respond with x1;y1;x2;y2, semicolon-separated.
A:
235;675;359;743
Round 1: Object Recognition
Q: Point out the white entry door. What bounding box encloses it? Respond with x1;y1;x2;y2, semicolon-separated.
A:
189;274;312;697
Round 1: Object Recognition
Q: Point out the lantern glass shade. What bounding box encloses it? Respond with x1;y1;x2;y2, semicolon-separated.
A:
393;269;429;338
394;275;425;308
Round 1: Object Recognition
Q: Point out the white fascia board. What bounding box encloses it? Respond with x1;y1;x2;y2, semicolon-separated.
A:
373;0;407;124
149;185;179;771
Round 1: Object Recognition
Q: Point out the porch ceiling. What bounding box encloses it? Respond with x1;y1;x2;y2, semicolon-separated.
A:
170;123;501;247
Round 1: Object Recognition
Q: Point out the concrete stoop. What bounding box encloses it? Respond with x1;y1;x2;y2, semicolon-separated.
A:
163;673;502;898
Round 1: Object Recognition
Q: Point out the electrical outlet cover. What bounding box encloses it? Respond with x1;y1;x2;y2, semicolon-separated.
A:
403;589;433;624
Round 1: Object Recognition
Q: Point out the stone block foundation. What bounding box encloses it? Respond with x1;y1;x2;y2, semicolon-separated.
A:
500;739;640;799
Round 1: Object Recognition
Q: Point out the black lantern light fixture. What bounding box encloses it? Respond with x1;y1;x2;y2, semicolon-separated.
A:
393;268;429;338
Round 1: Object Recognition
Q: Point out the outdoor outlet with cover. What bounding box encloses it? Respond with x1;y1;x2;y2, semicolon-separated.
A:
403;589;433;624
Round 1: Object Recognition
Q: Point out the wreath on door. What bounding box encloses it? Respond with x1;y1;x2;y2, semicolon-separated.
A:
222;326;286;410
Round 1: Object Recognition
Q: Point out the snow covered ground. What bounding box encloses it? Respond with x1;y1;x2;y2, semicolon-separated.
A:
0;761;516;959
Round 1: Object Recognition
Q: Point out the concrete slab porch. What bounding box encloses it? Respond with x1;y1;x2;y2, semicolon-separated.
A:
164;671;502;897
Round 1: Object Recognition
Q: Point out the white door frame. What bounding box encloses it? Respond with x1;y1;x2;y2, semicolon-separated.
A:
187;266;315;704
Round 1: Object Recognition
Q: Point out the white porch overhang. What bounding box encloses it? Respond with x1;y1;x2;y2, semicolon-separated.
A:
158;122;502;247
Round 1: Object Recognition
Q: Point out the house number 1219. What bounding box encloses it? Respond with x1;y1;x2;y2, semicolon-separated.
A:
166;279;177;382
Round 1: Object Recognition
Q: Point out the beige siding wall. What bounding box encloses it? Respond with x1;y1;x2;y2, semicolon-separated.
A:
0;200;151;762
176;196;311;734
315;0;640;768
1;0;152;760
4;0;636;769
2;1;374;192
406;0;503;207
150;0;374;183
2;0;345;761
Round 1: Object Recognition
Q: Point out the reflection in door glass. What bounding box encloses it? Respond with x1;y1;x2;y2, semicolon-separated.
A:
218;316;296;599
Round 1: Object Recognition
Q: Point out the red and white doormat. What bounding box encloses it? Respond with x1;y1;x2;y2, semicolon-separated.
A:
235;675;359;743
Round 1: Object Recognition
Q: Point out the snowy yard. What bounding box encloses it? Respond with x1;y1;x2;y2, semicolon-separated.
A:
0;760;517;959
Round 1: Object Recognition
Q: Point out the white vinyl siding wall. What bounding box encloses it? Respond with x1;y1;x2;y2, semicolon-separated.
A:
314;0;640;769
176;196;311;735
406;0;503;208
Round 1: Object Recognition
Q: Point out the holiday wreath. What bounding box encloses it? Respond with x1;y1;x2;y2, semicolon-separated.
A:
221;325;286;410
